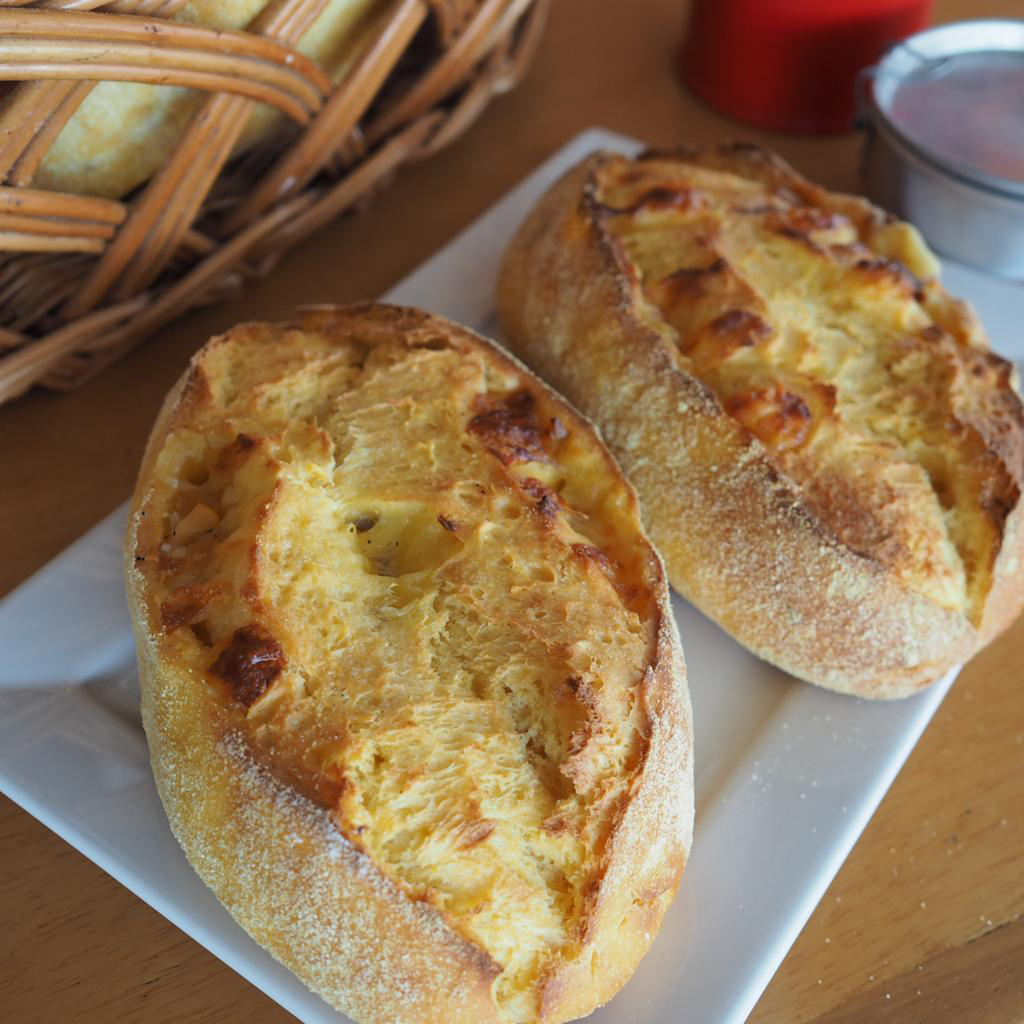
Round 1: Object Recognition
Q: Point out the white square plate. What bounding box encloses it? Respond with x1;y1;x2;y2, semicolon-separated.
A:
3;129;1021;1024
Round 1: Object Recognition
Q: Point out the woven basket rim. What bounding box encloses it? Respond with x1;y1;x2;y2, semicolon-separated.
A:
0;0;549;406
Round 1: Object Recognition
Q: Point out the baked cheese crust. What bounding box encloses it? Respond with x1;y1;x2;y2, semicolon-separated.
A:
497;145;1024;697
126;304;693;1023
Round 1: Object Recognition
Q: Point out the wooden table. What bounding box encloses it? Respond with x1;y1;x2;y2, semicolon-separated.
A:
2;1;1023;1021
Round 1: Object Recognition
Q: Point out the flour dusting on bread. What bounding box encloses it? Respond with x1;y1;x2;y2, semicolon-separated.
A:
127;304;693;1023
497;145;1024;697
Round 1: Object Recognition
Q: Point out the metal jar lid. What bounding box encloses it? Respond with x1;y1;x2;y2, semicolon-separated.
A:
861;20;1024;277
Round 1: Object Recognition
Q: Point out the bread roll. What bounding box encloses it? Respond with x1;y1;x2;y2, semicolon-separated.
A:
126;304;693;1023
497;144;1024;698
32;0;381;200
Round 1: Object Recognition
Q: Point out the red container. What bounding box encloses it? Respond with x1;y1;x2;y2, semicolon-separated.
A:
678;0;933;134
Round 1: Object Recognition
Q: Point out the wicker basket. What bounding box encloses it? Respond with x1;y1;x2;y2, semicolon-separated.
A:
0;0;547;406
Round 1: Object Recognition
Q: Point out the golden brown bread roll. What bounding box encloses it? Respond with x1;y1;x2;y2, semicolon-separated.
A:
497;144;1024;698
125;304;693;1023
32;0;382;200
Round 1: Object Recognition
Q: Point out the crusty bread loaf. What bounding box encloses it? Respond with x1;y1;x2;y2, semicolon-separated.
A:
30;0;381;200
125;304;693;1023
497;144;1024;698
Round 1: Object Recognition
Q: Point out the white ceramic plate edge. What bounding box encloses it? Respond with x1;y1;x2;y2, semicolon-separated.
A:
1;128;1009;1024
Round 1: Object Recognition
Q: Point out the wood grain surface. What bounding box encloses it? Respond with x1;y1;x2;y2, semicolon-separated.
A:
1;1;1022;1022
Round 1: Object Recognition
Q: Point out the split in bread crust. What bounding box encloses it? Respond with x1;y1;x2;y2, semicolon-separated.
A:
126;304;693;1023
497;145;1024;697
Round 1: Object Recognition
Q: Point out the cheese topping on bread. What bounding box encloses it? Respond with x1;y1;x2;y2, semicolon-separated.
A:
593;150;1023;624
497;144;1024;695
129;305;691;1022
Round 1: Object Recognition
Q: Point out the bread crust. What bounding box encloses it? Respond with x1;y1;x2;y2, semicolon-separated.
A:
496;147;1024;698
126;303;693;1023
35;0;381;199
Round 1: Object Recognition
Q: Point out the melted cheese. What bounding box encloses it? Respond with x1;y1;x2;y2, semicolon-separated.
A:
138;316;655;1020
597;154;1019;621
